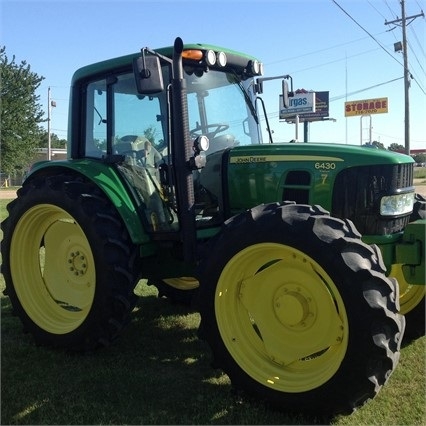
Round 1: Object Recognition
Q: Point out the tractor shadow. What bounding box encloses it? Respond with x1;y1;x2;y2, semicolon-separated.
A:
0;292;334;425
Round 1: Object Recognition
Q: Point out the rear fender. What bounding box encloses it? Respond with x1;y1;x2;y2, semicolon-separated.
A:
27;160;149;244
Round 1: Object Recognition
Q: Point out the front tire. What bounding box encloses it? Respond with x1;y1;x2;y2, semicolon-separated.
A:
1;173;139;351
197;203;405;414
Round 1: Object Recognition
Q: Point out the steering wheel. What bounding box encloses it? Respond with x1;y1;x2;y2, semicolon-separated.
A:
190;123;230;139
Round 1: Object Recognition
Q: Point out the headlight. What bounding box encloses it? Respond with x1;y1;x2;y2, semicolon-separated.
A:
380;192;414;216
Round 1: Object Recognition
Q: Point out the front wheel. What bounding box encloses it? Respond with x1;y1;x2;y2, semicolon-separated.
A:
197;203;405;414
1;173;140;351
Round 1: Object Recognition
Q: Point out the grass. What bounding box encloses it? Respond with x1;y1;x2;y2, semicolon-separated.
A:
414;167;426;181
1;197;425;425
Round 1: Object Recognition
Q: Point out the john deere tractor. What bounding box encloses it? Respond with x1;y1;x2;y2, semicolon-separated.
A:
2;37;424;414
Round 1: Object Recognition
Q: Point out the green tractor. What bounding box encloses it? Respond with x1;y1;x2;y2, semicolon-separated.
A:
2;37;424;414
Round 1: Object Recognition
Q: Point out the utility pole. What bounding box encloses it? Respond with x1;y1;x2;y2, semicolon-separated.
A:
47;87;51;160
47;87;56;160
385;0;424;155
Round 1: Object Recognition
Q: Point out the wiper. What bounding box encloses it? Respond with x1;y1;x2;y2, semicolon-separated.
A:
234;75;259;125
94;106;106;125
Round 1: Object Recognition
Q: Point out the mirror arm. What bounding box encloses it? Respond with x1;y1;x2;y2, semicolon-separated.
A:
142;47;173;66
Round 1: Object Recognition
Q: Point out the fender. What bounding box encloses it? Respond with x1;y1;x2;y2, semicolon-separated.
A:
27;159;150;244
364;219;425;285
396;219;425;285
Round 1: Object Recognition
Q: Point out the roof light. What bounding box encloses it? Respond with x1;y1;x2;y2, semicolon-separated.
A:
182;50;204;61
249;60;260;74
205;50;216;66
248;59;264;75
216;51;227;67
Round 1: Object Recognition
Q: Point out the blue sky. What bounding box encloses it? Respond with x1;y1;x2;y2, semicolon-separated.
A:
1;0;425;149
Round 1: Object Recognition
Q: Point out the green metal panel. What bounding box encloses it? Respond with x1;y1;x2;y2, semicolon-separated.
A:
397;220;425;285
70;43;259;85
29;159;151;245
226;143;414;213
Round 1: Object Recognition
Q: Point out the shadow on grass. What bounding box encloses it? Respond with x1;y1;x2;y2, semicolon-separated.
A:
1;294;333;425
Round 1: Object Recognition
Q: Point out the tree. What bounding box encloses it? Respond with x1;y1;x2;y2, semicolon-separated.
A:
388;143;405;152
371;140;385;150
412;153;426;164
362;140;385;150
39;131;67;149
0;46;45;176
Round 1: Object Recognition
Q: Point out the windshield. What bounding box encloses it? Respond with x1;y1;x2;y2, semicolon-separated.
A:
83;67;260;160
185;69;261;152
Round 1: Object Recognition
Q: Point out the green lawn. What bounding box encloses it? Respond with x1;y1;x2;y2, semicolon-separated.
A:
414;167;426;180
1;198;425;425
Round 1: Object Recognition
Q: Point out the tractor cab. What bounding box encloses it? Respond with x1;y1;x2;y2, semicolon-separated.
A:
74;43;269;234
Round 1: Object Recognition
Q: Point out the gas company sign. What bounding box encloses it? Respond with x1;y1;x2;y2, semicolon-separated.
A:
279;92;316;118
284;91;330;122
344;97;388;117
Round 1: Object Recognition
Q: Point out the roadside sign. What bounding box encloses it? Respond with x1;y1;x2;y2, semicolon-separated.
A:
345;97;388;117
284;91;329;122
280;92;315;118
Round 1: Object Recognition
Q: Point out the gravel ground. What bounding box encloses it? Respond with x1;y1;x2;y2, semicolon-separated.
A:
0;190;18;200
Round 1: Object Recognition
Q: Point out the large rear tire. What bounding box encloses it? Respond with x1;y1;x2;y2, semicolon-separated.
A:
149;277;199;305
197;202;405;414
1;173;139;351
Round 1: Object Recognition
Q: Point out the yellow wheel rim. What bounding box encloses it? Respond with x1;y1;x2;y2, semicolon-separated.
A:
163;277;199;290
215;243;348;393
10;204;96;334
390;264;425;315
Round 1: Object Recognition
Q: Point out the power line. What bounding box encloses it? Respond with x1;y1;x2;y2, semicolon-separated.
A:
407;39;426;78
331;0;424;154
409;25;426;59
331;0;404;67
262;76;404;122
285;45;388;76
368;0;387;20
329;76;404;101
385;0;425;154
383;0;398;18
265;34;382;66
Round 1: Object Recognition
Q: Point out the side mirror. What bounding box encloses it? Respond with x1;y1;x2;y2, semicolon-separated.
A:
282;80;289;109
133;55;164;94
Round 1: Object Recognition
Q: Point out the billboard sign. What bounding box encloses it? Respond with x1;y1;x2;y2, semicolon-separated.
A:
279;92;315;119
345;97;388;117
281;91;329;122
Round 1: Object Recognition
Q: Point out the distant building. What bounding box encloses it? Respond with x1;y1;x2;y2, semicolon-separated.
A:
33;148;67;162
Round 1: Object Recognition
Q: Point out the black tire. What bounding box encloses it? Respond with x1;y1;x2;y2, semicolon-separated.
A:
149;278;199;306
197;202;405;414
411;193;426;221
1;173;139;351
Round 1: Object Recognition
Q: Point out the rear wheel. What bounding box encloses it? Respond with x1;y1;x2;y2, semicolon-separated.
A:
197;202;405;414
150;277;199;305
1;173;139;351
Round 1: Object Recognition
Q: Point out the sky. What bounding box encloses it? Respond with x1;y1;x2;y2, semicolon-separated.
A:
1;0;425;150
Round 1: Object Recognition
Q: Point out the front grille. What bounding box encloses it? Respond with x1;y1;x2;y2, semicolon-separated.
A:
332;164;413;235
